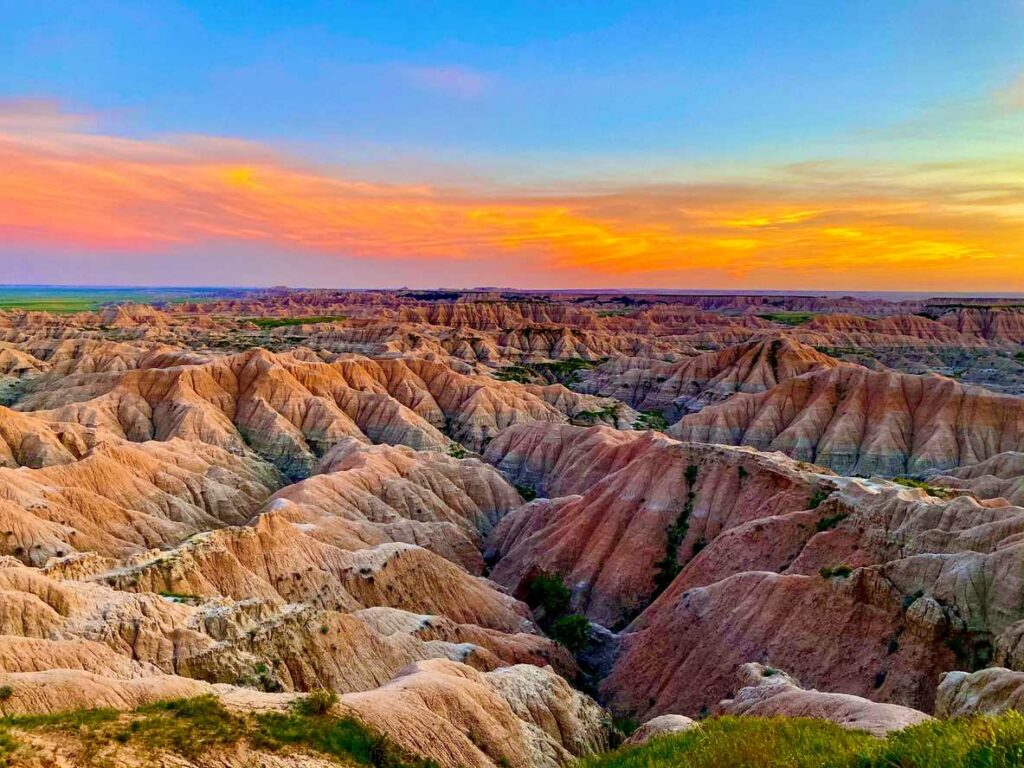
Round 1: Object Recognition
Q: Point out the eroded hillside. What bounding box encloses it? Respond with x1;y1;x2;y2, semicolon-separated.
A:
2;288;1024;766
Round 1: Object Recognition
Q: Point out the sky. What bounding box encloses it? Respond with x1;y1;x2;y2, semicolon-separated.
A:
1;0;1023;290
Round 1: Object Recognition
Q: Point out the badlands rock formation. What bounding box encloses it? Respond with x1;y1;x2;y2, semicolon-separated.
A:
17;348;629;477
932;451;1024;505
579;337;838;418
716;663;932;735
670;365;1024;474
622;714;698;745
485;423;831;626
1;288;1023;766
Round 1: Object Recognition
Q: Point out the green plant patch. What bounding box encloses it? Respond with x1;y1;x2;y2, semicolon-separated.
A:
247;315;347;329
579;712;1024;768
0;695;437;767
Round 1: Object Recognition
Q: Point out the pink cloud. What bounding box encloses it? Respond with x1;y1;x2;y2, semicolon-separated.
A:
0;97;96;133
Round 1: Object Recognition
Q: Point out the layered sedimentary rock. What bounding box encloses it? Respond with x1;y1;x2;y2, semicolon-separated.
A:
342;659;609;768
622;715;698;745
0;661;608;768
932;451;1024;505
264;438;524;572
579;337;838;418
18;348;628;477
716;663;932;735
3;288;1024;767
605;477;1024;718
793;313;993;349
670;365;1024;475
485;423;830;626
0;437;279;564
936;667;1024;717
103;513;536;634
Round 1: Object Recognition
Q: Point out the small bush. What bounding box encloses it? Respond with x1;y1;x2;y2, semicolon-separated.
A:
0;686;12;702
807;490;830;509
524;571;571;617
515;484;538;502
814;512;847;532
550;614;592;653
634;411;669;431
292;689;339;717
447;443;468;459
819;565;853;579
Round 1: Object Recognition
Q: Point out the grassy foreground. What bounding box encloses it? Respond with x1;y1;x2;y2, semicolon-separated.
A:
585;714;1024;768
0;694;435;767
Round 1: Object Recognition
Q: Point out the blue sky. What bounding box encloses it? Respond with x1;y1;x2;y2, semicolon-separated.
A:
4;0;1022;180
1;1;1022;288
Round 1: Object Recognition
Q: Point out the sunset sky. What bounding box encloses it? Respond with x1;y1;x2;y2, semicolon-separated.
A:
2;1;1023;290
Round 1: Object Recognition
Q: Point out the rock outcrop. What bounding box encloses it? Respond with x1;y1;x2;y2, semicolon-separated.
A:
671;365;1024;475
716;663;933;736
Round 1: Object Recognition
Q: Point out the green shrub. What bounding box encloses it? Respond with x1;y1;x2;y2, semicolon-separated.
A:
0;686;11;702
293;689;338;717
653;465;699;595
807;490;830;509
515;483;538;502
815;512;848;532
524;571;572;617
550;614;592;653
819;565;853;579
634;411;669;431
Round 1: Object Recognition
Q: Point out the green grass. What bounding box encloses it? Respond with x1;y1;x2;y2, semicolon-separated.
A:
633;410;669;431
891;477;956;499
756;312;816;326
807;489;831;509
0;297;103;313
580;712;1024;768
493;357;604;386
0;694;436;767
819;564;853;579
247;315;347;329
447;443;468;459
493;365;534;383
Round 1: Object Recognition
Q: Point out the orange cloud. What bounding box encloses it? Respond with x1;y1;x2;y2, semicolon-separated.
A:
1;103;1022;290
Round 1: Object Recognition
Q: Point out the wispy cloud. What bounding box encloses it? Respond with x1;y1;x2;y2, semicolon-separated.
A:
0;97;96;132
395;65;490;98
1;101;1022;290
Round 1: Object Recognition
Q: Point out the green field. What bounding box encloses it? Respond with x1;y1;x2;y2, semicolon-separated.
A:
0;286;245;313
755;312;817;326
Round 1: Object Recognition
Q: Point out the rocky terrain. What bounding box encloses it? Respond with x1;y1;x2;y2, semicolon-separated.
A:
1;287;1024;766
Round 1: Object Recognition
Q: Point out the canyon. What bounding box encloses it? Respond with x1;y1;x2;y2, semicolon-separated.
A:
1;287;1024;766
